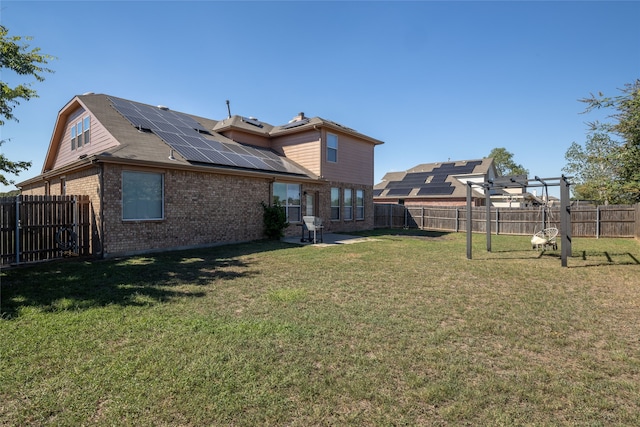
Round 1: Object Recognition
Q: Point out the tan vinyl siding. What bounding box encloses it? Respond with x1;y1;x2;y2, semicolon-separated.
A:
273;130;322;175
52;108;118;170
221;130;271;148
322;131;375;186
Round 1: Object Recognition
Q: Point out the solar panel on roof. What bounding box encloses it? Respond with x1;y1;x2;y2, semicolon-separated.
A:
373;189;383;197
200;139;224;151
280;118;309;130
172;146;212;164
387;188;412;196
126;116;154;130
241;117;264;128
417;186;455;196
222;143;251;155
262;158;284;171
154;130;189;147
109;97;308;176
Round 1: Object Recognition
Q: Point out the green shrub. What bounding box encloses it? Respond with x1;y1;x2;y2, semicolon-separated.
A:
261;201;289;240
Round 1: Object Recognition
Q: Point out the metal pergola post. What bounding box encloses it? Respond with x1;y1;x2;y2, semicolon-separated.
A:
485;185;491;252
466;175;573;267
561;175;572;267
466;182;472;260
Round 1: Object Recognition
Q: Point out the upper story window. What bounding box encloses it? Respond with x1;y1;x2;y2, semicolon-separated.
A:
327;133;338;163
71;116;91;150
71;126;77;150
83;117;91;146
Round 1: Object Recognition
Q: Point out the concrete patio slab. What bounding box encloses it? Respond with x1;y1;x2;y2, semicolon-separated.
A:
282;233;378;246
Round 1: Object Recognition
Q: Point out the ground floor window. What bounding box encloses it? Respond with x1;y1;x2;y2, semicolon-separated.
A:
344;188;353;220
122;171;164;220
273;182;301;222
356;189;364;220
331;187;340;220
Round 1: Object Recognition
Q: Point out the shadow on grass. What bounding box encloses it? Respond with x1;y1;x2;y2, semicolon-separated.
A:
352;228;451;239
1;240;290;320
475;248;640;267
570;250;640;267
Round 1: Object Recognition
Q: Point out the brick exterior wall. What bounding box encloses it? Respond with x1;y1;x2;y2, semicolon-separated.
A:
101;165;273;256
22;165;376;257
305;181;374;234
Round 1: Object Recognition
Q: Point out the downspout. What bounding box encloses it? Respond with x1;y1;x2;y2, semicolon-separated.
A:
99;162;105;258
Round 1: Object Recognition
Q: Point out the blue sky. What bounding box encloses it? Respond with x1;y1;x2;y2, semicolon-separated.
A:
2;1;639;196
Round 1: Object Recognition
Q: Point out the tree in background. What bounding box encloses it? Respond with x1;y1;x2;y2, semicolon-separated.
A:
486;147;528;177
564;80;640;204
0;25;54;186
564;132;621;203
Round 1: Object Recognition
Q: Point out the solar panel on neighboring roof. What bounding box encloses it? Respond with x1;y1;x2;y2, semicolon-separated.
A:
387;188;412;196
416;186;455;196
109;97;308;176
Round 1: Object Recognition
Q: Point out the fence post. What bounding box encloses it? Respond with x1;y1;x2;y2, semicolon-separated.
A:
495;208;499;235
596;205;600;239
403;207;407;228
73;196;79;252
14;195;20;265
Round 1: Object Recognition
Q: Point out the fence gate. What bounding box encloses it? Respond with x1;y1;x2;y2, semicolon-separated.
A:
1;195;92;266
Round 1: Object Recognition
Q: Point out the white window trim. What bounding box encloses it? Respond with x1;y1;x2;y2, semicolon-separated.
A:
273;182;301;223
327;133;338;163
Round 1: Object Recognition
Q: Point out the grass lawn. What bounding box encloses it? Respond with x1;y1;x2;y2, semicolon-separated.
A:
1;230;640;426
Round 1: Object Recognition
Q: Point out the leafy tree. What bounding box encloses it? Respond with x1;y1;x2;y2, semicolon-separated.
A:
0;25;54;185
567;80;640;204
563;132;621;203
486;147;528;176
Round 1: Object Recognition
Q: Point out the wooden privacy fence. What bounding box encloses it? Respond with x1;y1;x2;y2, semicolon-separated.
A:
1;195;92;266
374;203;639;238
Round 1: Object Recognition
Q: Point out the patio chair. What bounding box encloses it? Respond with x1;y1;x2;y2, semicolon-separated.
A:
302;216;324;244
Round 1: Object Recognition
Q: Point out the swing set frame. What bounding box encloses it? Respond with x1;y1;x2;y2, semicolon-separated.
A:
466;175;573;267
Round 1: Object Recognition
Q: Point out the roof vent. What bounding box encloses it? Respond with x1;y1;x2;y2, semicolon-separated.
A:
157;105;169;111
82;92;95;95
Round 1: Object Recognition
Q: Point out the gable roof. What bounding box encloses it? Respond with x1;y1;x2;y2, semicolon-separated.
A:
374;158;496;199
40;93;318;181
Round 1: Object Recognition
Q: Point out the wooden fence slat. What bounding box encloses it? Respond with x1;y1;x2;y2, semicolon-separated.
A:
374;203;638;238
1;195;92;266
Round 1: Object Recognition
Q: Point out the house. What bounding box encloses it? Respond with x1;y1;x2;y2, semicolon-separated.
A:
18;93;383;257
373;158;497;206
488;175;542;208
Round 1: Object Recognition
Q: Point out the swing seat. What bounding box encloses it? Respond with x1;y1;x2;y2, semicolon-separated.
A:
531;227;558;250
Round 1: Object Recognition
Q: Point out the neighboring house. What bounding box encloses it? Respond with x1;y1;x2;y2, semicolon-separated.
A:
488;174;537;207
18;93;383;257
373;158;498;206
